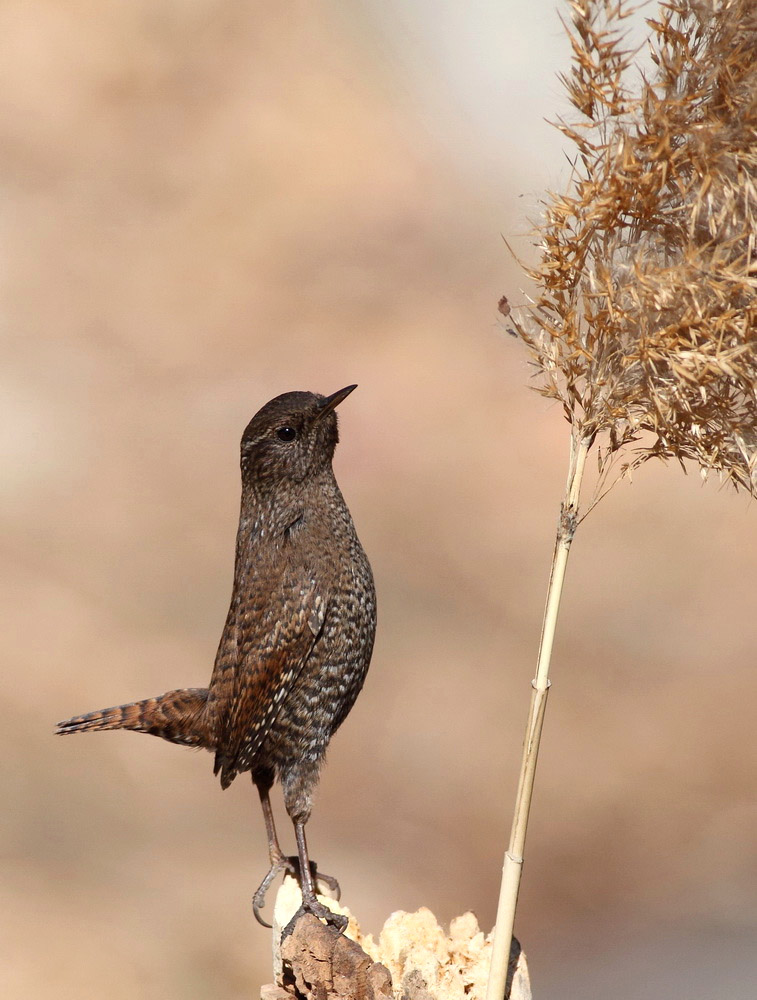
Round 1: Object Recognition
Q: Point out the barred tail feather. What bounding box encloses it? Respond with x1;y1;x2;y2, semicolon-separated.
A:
56;687;213;749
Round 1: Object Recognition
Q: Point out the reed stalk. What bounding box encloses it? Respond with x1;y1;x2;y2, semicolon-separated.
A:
486;430;592;1000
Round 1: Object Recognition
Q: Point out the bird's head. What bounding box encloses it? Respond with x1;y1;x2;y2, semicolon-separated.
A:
240;385;357;487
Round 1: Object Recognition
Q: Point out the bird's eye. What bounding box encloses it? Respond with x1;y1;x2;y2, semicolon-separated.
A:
276;426;298;442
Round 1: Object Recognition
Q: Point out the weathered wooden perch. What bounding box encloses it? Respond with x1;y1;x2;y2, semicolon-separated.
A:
279;915;393;1000
261;876;531;1000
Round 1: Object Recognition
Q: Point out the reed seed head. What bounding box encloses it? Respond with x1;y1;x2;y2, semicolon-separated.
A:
512;0;757;495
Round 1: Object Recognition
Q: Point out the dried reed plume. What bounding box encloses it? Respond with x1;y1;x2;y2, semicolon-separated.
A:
488;2;757;997
514;0;757;495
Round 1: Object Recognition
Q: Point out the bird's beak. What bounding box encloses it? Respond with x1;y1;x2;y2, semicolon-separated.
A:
316;384;357;418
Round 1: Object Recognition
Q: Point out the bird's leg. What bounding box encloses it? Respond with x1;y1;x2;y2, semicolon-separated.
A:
286;820;348;933
260;781;289;868
252;778;296;927
252;778;343;928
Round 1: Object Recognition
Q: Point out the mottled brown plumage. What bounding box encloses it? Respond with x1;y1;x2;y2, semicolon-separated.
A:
57;386;376;930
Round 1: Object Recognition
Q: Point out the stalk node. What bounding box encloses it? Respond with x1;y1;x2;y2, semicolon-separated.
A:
530;678;552;691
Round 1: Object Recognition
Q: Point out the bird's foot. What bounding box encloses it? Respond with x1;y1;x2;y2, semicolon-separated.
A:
253;853;296;927
252;855;341;928
282;897;349;938
310;864;341;902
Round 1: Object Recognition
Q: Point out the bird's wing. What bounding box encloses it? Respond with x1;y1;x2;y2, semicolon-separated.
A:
211;556;328;787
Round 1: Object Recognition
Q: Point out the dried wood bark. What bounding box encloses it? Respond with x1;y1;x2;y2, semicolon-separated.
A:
278;914;393;1000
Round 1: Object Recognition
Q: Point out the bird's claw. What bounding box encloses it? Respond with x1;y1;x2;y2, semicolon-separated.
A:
282;900;348;939
252;855;341;927
313;868;341;901
253;854;297;927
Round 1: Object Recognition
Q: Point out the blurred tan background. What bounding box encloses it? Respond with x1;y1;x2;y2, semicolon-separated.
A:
2;3;756;999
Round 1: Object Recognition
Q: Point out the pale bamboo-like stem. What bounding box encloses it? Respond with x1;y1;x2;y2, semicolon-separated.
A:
486;430;592;1000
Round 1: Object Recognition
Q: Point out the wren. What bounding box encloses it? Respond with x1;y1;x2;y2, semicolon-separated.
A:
57;386;377;930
